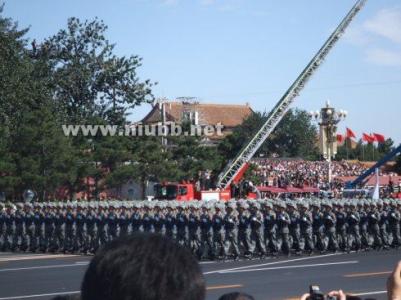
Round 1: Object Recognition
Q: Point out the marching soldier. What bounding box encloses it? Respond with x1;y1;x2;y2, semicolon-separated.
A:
95;203;107;251
118;202;130;237
277;201;291;256
2;203;14;251
388;201;401;248
311;202;325;252
212;203;225;259
249;202;266;257
335;201;348;252
187;203;201;256
107;202;119;241
52;203;65;252
347;202;361;251
175;204;188;246
262;201;278;255
223;202;239;259
237;200;252;257
64;202;75;253
368;202;382;249
299;202;314;255
0;203;5;250
164;202;176;240
378;201;389;249
359;201;370;250
322;202;338;252
75;203;86;252
85;203;97;253
142;202;153;233
23;203;35;252
131;202;142;234
152;202;164;235
32;203;45;252
288;201;301;254
43;203;55;252
199;202;213;260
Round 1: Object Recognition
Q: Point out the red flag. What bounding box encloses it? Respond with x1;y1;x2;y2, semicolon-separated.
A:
346;127;356;139
362;133;375;144
373;133;385;143
336;134;344;144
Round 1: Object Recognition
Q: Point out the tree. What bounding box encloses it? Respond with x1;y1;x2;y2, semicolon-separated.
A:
39;17;157;198
336;138;395;162
219;108;319;163
395;155;401;175
168;122;223;182
0;6;76;200
106;137;176;199
41;17;154;124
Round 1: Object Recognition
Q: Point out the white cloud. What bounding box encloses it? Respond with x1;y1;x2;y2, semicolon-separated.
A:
366;48;401;67
363;7;401;44
343;26;371;46
345;6;401;67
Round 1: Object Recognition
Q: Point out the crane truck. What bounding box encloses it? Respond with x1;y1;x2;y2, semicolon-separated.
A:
154;0;368;201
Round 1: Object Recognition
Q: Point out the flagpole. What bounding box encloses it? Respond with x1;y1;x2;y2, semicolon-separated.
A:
346;138;349;160
362;143;365;161
372;142;375;161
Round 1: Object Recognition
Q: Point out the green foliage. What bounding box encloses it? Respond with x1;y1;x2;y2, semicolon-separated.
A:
395;155;401;175
0;8;157;201
336;138;395;162
42;17;155;124
219;108;320;162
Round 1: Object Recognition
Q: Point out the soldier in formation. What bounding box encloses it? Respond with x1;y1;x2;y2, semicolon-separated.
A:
0;198;399;259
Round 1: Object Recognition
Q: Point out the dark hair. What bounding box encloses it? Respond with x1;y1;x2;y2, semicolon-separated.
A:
81;233;205;300
218;292;255;300
51;295;80;300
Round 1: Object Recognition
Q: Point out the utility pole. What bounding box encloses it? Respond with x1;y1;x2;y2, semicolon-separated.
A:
156;97;168;147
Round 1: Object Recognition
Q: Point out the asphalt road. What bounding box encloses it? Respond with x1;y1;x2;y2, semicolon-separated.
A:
0;250;400;300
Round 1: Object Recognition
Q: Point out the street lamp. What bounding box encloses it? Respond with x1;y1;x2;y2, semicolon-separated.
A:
309;100;347;187
23;189;35;203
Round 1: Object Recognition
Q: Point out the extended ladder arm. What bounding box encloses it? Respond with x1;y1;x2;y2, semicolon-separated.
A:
346;144;401;189
217;0;367;190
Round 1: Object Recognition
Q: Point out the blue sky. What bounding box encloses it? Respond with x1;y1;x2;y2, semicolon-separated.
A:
4;0;401;143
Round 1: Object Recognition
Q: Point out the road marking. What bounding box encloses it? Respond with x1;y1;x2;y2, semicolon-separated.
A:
0;291;80;300
199;261;217;265
206;284;243;290
0;254;78;262
284;290;387;300
0;263;88;272
350;290;387;296
344;271;391;278
218;261;358;274
0;285;243;299
204;252;344;275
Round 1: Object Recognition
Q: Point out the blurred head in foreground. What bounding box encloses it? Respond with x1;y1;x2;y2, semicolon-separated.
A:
218;292;255;300
81;233;205;300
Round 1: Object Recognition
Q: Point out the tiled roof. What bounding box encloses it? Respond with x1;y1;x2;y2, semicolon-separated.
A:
142;101;253;127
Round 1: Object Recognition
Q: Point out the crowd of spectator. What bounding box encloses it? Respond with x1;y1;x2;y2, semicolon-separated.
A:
252;159;369;190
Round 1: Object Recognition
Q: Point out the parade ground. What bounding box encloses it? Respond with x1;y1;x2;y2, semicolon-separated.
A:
0;250;399;300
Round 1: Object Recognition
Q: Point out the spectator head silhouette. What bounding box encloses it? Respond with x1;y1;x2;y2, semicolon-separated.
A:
218;292;255;300
81;233;205;300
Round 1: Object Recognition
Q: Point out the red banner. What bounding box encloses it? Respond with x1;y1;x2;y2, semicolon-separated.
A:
373;133;385;143
346;127;356;139
362;133;375;144
336;134;345;144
